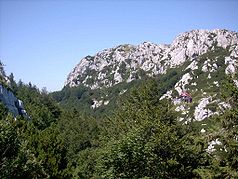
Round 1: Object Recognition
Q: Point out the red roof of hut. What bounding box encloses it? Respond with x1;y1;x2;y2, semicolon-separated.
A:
180;91;191;97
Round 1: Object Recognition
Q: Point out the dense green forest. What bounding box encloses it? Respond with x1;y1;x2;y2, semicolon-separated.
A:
1;71;238;178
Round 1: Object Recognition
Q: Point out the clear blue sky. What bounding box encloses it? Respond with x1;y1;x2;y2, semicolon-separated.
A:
0;0;238;92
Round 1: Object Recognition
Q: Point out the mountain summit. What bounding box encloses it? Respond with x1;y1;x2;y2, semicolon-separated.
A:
61;29;238;121
65;29;238;90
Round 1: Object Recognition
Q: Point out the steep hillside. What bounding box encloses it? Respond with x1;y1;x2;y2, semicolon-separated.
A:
55;29;238;120
0;62;28;118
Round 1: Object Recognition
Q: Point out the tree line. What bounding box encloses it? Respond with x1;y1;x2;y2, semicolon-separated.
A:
0;71;238;178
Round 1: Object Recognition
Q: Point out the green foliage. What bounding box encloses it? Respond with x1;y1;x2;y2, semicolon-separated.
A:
0;115;20;167
58;111;100;161
32;124;68;177
191;47;229;93
51;85;95;116
0;75;68;178
0;103;8;120
118;61;129;79
157;63;190;96
0;116;47;178
9;73;18;93
97;124;209;178
0;106;68;178
0;61;6;77
95;80;210;178
222;74;238;108
15;82;61;130
195;75;238;178
71;148;99;178
1;65;238;178
51;77;153;118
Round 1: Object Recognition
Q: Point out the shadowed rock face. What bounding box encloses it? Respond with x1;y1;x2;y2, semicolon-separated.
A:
0;84;28;118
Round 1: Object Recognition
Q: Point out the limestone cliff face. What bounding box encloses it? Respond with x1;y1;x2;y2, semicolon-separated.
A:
0;62;28;118
0;84;28;118
65;29;238;90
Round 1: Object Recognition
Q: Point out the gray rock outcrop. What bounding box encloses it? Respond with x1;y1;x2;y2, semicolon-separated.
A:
0;84;28;118
65;29;238;89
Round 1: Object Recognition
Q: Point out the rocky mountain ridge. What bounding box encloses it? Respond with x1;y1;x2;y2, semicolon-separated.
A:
62;29;238;121
65;29;238;89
